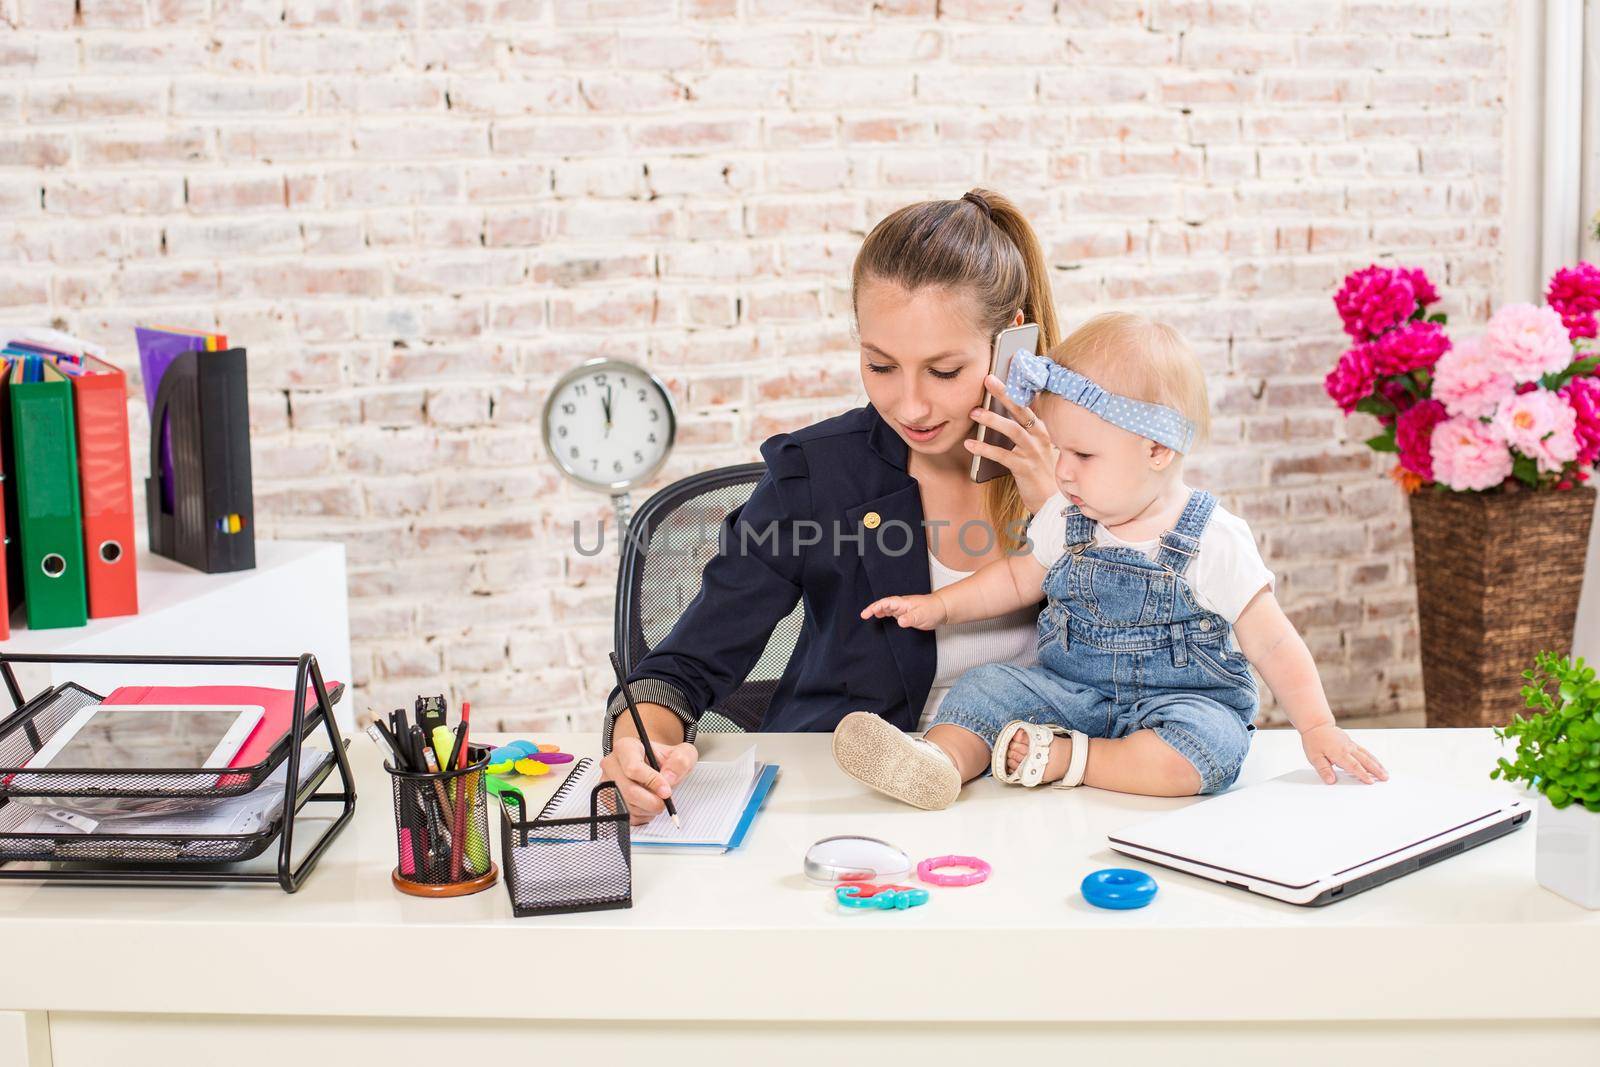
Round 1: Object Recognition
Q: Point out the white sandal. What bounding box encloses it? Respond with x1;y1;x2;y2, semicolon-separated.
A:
991;721;1090;789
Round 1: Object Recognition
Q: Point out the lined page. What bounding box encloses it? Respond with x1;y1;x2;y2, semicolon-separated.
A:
543;747;759;846
633;745;756;844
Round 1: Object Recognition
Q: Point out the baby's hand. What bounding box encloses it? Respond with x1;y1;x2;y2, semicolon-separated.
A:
860;594;948;630
1300;723;1388;785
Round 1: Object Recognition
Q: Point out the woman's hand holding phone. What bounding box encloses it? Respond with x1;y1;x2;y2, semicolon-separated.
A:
965;373;1058;514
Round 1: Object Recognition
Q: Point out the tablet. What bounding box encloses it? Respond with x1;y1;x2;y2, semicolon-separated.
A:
26;705;266;772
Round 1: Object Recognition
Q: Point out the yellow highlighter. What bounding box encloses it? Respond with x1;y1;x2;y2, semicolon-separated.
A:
431;725;490;875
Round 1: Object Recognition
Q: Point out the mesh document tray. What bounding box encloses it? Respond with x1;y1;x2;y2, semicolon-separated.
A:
500;781;632;918
0;681;341;799
0;744;343;866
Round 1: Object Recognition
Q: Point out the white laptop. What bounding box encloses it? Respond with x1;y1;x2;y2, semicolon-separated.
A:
1107;770;1531;906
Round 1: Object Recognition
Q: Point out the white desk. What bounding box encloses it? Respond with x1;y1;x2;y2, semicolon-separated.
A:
0;728;1595;1065
1;540;353;732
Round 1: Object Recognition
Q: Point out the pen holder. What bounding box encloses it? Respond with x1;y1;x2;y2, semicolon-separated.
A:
499;781;632;917
386;744;498;897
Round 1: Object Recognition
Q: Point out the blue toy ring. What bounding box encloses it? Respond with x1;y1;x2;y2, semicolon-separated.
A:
1081;868;1158;910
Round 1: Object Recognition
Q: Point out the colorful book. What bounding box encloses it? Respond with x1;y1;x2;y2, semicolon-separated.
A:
67;354;138;618
9;358;87;629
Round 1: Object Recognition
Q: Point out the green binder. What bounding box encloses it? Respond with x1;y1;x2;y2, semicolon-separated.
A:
10;360;87;629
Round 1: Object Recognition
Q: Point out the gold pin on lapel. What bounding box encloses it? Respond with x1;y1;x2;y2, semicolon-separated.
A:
863;512;881;529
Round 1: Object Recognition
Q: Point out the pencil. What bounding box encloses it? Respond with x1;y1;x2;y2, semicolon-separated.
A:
609;651;679;829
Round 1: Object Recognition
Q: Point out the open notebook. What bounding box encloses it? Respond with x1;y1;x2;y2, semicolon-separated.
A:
540;747;778;851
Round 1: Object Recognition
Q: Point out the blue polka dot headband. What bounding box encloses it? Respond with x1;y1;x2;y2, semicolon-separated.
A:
1005;350;1197;454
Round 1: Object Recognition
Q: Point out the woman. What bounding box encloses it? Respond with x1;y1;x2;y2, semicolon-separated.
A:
602;189;1064;823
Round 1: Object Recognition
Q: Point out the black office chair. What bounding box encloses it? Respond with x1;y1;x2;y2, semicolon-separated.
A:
613;463;806;733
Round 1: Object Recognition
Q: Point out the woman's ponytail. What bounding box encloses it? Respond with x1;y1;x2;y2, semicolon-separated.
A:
971;189;1061;352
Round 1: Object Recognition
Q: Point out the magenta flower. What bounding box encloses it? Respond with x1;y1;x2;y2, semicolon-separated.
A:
1395;399;1448;481
1334;265;1420;341
1401;267;1440;308
1432;336;1515;419
1561;375;1600;467
1372;320;1450;375
1483;302;1576;383
1547;262;1600;341
1324;344;1379;414
1431;416;1513;491
1494;391;1579;473
1375;379;1415;425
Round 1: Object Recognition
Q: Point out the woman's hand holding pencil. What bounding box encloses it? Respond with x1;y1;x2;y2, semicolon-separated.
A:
603;734;699;827
606;652;695;828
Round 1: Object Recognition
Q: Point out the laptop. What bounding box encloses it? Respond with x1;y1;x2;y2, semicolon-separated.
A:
1107;769;1531;906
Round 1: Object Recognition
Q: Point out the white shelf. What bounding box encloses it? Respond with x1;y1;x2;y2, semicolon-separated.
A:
1;540;353;731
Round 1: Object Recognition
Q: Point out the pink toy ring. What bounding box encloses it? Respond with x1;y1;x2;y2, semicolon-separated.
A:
917;855;991;887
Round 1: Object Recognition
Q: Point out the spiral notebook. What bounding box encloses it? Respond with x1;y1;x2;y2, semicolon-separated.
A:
539;748;778;851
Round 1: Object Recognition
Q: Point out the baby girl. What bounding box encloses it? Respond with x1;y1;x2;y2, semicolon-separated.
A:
833;312;1388;809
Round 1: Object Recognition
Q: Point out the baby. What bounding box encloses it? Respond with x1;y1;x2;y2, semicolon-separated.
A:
833;312;1387;809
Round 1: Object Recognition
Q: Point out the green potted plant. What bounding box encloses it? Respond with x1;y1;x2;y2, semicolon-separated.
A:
1491;651;1600;908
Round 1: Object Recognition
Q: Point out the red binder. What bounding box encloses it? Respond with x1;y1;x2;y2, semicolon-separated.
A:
68;355;138;618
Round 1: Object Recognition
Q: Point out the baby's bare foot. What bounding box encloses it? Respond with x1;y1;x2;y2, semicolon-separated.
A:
1005;732;1030;774
1006;732;1076;782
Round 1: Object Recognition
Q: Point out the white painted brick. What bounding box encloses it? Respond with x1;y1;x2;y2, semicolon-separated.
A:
2;1;1514;730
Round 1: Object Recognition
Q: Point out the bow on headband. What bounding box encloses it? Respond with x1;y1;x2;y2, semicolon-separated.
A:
1004;350;1198;454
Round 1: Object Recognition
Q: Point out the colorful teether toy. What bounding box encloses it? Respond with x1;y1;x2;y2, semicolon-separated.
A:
917;854;991;887
486;741;573;776
836;884;929;910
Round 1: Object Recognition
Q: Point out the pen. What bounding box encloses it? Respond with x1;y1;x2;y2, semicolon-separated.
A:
371;719;406;769
419;745;457;824
609;651;679;829
447;703;473;878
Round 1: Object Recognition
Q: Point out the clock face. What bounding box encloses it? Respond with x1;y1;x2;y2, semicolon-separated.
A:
543;360;676;491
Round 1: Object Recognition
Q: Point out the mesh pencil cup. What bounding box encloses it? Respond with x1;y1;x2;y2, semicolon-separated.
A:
386;743;498;897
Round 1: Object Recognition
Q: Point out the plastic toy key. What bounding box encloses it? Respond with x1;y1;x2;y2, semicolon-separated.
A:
836;884;929;910
840;882;914;898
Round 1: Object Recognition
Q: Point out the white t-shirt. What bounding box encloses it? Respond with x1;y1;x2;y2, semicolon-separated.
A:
918;549;1038;731
1025;491;1274;624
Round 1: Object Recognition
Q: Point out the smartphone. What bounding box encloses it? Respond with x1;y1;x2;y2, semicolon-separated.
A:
970;322;1041;483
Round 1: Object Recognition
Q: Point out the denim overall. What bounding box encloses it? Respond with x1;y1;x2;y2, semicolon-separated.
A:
931;491;1259;794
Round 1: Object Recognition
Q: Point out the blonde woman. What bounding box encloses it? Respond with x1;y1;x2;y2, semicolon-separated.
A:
602;189;1064;824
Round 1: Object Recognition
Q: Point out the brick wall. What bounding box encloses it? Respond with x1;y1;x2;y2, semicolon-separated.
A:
0;0;1511;730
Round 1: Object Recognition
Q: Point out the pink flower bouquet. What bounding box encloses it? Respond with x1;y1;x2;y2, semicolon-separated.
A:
1325;263;1600;493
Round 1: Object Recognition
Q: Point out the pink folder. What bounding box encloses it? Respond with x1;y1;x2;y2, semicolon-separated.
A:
101;682;344;773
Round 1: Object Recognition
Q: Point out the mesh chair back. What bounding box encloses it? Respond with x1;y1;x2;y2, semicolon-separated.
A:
614;463;805;733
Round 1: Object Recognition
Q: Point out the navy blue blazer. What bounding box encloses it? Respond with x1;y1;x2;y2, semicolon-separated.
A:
622;404;947;734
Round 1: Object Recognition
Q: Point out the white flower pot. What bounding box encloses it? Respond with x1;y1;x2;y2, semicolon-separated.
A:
1535;793;1600;909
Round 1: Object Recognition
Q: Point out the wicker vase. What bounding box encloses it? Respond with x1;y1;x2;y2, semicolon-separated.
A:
1409;486;1596;728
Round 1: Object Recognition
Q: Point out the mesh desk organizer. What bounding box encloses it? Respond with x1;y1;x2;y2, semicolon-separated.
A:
498;771;632;917
0;652;355;892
